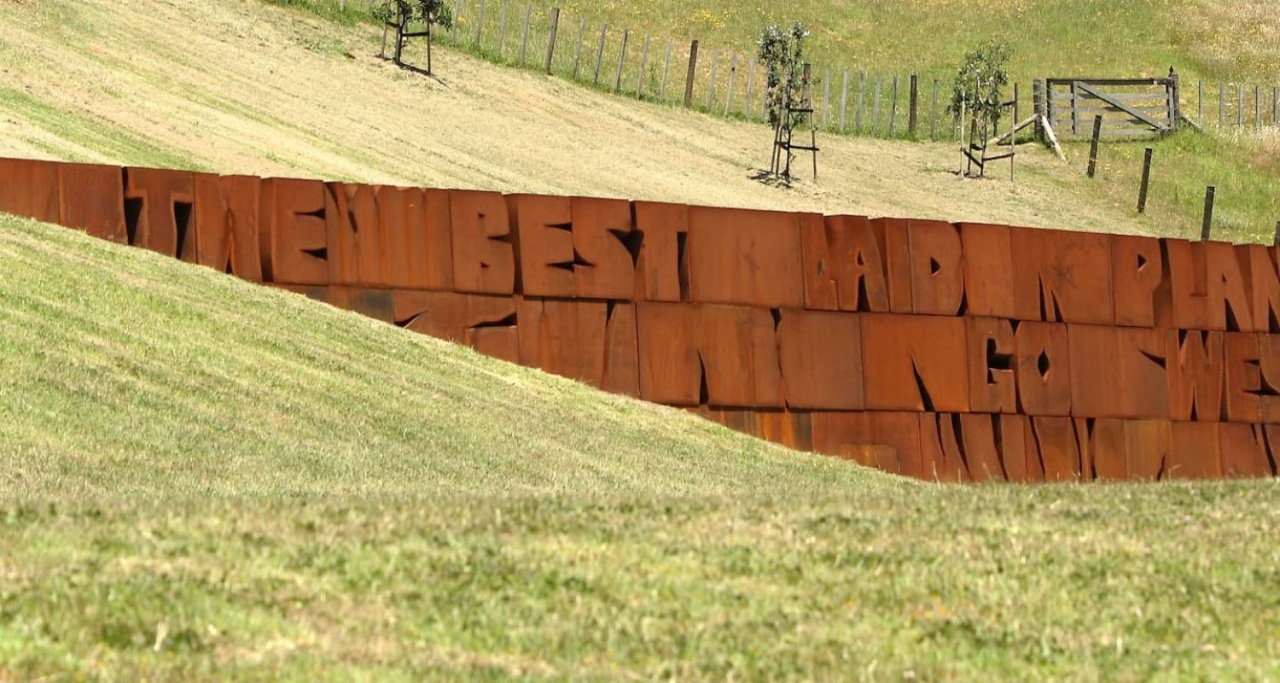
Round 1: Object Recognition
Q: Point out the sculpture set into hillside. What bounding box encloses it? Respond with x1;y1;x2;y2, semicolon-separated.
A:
1;156;1277;482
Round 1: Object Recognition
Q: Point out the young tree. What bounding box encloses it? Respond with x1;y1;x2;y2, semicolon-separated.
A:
380;0;453;75
758;22;809;178
948;40;1012;137
758;22;809;131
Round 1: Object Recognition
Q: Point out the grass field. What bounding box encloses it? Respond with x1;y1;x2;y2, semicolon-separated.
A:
4;212;1280;680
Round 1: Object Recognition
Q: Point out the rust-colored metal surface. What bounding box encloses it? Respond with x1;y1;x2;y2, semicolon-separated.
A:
7;157;1280;482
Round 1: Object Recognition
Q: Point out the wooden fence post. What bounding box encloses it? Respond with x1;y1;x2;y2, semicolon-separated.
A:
856;73;866;133
1202;186;1216;240
931;79;939;141
1197;79;1204;124
451;0;461;42
872;76;882;135
909;74;919;138
1255;85;1261;131
1219;82;1225;128
1087;114;1103;178
543;7;559;74
822;69;831;127
744;58;757;118
614;30;629;92
475;0;486;47
839;71;849;132
635;35;650;98
889;76;899;137
706;50;719;109
661;40;673;102
519;2;531;66
1237;83;1244;127
1137;147;1153;213
497;0;510;55
593;25;606;85
683;40;699;108
1274;86;1279;127
726;55;738;115
571;17;585;79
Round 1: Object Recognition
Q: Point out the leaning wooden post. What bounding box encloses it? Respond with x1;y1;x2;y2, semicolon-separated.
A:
571;17;585;79
725;55;738;115
636;35;650;98
1202;186;1216;241
592;25;606;85
908;74;919;138
930;79;939;141
1087;114;1103;178
1137;147;1153;213
839;71;849;133
889;75;899;136
683;40;699;108
614;29;629;92
543;7;559;74
518;2;531;66
660;40;673;101
497;0;510;55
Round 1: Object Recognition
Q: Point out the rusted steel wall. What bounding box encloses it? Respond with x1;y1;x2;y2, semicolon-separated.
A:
3;156;1277;482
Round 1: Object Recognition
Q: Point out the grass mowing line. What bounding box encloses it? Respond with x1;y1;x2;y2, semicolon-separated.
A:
0;87;201;170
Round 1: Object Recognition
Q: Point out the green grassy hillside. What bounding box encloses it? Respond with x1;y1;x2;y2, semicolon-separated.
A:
3;216;1280;680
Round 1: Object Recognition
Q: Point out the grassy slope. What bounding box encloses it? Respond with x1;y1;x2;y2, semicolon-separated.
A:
0;0;1274;242
3;220;1280;680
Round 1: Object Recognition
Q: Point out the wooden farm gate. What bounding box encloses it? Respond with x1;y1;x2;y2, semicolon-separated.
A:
1045;76;1180;138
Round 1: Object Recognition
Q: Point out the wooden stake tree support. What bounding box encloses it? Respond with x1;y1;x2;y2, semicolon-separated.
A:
771;64;819;181
379;0;453;76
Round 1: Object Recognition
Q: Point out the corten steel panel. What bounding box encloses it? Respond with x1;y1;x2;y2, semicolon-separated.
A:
58;162;126;244
392;290;517;345
907;219;964;316
324;183;383;287
777;309;864;410
1264;425;1280;474
1223;332;1262;422
1258;335;1280;422
966;317;1017;414
1074;418;1097;481
450;189;515;295
1110;235;1165;328
1033;416;1083;482
1067;325;1171;419
685;206;805;308
378;186;453;291
1014;321;1071;416
1165;240;1257;332
1167;330;1225;422
602;302;640;396
958;413;1006;482
632;201;688;302
861;314;969;413
508;194;574;298
958;223;1016;319
516;298;608;386
917;413;969;482
193;173;263;281
471;326;521;364
758;410;813;452
1167;422;1223;480
1125;420;1173;480
0;158;59;222
1089;419;1128;481
327;287;396;323
998;414;1044;483
571;196;636;300
801;214;891;312
811;411;920;476
260;177;329;285
1245;244;1280;333
871;218;914;313
1219;423;1274;478
1011;227;1114;325
123;167;195;259
636;303;783;408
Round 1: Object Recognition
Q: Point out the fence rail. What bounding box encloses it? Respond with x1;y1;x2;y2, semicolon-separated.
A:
396;1;1280;142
